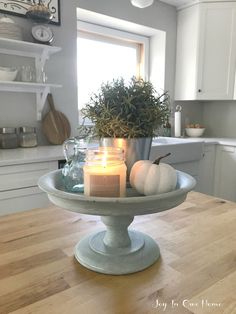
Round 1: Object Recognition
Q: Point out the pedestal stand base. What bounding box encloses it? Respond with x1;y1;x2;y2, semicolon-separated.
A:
74;230;160;275
39;170;196;275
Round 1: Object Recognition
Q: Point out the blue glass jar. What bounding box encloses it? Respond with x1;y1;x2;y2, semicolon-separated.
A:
62;137;87;193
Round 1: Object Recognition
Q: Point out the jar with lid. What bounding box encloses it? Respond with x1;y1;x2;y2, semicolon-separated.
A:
19;127;37;148
83;147;127;197
0;127;18;149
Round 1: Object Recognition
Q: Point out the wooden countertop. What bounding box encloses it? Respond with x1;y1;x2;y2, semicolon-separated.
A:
0;191;235;314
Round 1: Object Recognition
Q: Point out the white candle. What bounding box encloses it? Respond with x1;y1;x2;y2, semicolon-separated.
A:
84;147;127;197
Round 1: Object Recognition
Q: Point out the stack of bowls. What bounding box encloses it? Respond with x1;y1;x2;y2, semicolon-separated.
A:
0;66;18;81
0;17;23;40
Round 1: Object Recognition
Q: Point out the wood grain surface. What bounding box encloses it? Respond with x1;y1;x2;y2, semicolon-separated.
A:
0;192;235;314
42;94;71;145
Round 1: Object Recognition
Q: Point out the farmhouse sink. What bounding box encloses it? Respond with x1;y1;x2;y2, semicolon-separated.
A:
151;137;204;164
152;137;192;144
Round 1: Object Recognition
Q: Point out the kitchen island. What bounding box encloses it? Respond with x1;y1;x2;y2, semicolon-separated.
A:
0;192;235;314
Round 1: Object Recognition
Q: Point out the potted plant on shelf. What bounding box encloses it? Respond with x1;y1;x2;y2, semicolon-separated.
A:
81;77;170;175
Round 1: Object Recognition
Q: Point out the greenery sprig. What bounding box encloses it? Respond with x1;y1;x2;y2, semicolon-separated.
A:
81;77;170;138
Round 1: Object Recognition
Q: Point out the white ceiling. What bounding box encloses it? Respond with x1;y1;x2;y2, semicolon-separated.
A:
160;0;196;7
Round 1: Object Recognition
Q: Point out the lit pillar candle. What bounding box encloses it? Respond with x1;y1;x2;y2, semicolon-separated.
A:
84;147;127;197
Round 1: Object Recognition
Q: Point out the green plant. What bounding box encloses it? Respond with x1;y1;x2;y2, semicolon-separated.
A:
81;77;170;138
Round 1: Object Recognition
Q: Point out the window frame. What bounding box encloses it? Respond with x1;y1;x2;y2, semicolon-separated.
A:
77;20;150;80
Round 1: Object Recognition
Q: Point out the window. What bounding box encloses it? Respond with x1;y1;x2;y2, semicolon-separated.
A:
77;21;149;115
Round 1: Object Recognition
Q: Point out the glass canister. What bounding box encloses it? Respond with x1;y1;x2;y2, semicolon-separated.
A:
83;147;127;197
19;127;37;148
62;137;88;193
0;127;18;149
21;65;36;82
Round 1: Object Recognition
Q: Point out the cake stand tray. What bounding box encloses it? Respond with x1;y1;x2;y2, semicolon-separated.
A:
38;170;196;275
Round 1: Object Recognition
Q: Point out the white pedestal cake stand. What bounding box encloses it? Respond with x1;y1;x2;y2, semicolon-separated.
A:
38;170;195;275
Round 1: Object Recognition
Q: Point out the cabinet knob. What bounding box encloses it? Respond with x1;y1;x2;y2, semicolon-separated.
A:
198;89;202;93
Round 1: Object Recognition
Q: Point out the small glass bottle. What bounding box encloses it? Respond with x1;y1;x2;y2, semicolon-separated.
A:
62;137;87;193
84;147;127;197
0;127;18;149
19;127;37;148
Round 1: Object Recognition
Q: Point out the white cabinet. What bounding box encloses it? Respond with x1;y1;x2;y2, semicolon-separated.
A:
193;142;236;201
196;144;216;196
214;145;236;202
0;38;62;119
173;161;200;184
175;2;236;101
0;160;58;216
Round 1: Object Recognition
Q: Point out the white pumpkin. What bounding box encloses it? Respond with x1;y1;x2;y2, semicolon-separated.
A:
130;153;177;195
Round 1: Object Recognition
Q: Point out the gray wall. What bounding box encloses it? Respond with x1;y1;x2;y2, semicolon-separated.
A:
0;0;177;144
175;101;204;136
203;101;236;137
172;99;236;138
0;2;78;145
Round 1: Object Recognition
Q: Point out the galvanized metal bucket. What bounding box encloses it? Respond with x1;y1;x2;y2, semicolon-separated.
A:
99;137;152;177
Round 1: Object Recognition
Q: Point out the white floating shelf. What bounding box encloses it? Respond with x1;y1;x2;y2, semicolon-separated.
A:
0;81;61;92
0;37;62;120
0;37;61;59
0;81;62;120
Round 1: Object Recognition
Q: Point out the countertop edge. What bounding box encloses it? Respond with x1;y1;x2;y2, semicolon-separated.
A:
0;145;64;167
1;138;236;167
180;137;236;145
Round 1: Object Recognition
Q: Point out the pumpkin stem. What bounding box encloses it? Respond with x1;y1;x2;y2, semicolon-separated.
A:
153;153;171;165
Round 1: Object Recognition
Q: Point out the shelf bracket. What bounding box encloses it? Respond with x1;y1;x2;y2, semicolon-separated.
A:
36;86;50;120
35;49;49;82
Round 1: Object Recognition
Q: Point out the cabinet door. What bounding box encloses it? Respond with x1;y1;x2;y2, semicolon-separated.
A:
0;161;58;192
214;145;236;201
175;4;200;100
0;187;51;216
197;3;236;100
196;145;215;196
0;160;58;216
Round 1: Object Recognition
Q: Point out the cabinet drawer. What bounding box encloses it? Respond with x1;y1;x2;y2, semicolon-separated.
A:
0;186;51;216
0;161;58;192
